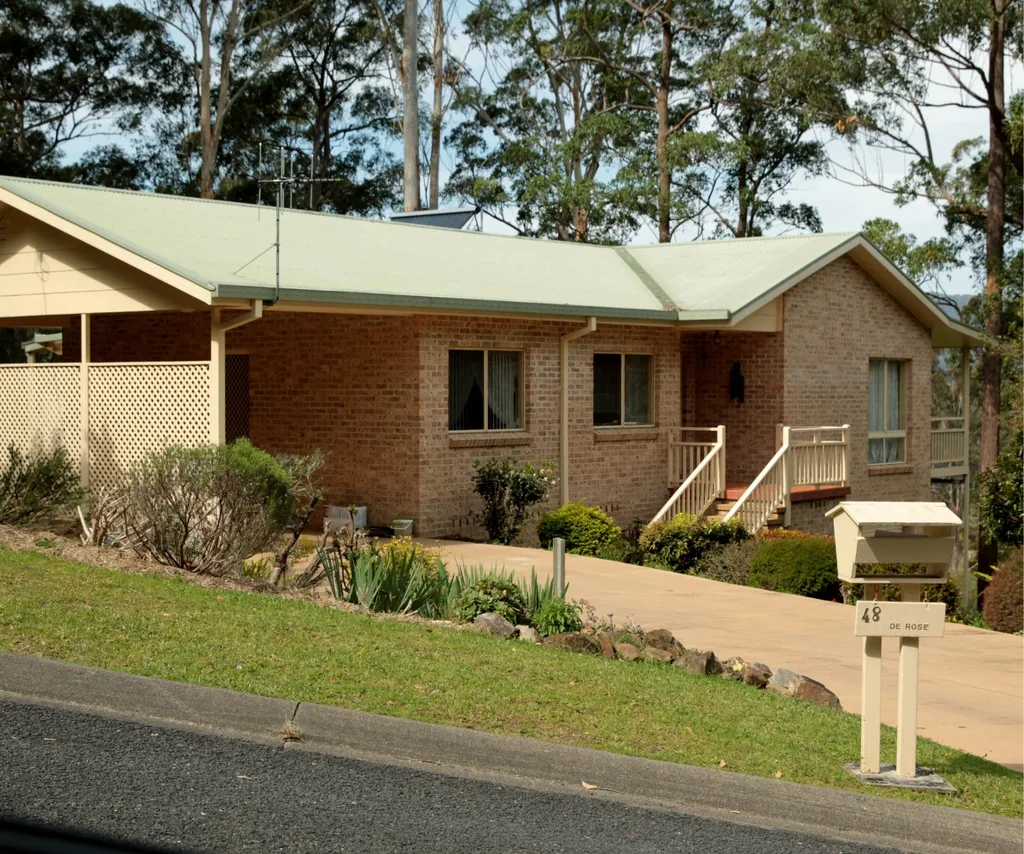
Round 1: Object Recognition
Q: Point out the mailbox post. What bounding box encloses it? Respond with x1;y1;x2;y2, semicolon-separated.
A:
827;501;961;792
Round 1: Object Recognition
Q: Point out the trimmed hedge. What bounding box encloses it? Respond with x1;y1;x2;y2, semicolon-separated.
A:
748;536;841;601
982;548;1023;634
538;502;623;556
639;513;748;572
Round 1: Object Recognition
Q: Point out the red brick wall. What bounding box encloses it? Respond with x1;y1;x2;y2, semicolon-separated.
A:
782;256;932;503
228;312;422;529
681;331;783;482
417;316;681;538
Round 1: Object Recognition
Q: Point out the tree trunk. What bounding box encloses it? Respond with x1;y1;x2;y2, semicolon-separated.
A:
656;15;672;243
428;0;444;209
402;0;421;211
978;1;1006;576
736;160;748;238
198;0;215;199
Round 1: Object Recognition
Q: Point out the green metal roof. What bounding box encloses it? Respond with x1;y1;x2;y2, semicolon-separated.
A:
0;176;984;344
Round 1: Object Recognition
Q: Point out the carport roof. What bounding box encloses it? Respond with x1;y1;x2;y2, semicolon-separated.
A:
0;176;984;346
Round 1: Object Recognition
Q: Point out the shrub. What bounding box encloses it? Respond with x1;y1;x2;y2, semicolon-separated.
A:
532;598;583;635
453;577;528;624
345;546;452;619
638;513;748;572
692;539;759;586
748;536;841;600
756;527;828;542
979;429;1023;548
537;502;623;556
0;444;82;526
982;548;1023;633
120;439;294;576
472;458;554;545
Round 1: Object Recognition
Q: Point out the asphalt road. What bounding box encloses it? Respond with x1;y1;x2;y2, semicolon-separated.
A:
0;701;897;854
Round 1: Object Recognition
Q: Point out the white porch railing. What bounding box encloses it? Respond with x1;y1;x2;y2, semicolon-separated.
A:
931;417;968;475
653;425;726;523
786;425;851;489
725;424;851;533
667;426;724;487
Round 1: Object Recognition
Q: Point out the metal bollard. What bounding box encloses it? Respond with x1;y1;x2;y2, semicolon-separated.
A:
552;537;566;597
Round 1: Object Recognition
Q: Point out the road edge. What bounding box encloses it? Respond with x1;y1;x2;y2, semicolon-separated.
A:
0;652;1019;854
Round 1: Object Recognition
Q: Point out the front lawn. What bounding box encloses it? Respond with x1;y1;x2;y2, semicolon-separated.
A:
0;547;1020;817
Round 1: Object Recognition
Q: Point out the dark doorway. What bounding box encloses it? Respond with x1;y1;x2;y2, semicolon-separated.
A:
225;354;250;443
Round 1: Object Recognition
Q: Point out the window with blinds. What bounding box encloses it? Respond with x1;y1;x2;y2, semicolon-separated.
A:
868;358;907;463
448;349;523;431
593;353;653;426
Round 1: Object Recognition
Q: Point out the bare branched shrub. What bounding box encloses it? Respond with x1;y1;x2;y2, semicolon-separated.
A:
120;440;293;576
0;444;82;526
268;449;326;587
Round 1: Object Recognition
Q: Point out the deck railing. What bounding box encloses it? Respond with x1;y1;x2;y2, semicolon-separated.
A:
785;425;850;489
724;429;791;533
667;426;724;488
726;425;851;533
931;417;968;473
654;425;725;523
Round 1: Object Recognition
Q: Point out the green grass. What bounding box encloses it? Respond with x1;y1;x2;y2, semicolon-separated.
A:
0;547;1020;818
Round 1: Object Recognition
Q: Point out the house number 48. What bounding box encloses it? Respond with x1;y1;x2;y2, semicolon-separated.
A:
862;605;882;623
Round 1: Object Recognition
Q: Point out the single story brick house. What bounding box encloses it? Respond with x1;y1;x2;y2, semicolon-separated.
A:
0;177;981;545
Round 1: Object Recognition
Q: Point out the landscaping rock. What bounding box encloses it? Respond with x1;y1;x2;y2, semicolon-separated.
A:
674;649;722;676
642;646;674;663
767;667;801;694
768;668;841;709
474;612;516;639
721;656;748;680
740;665;771;689
793;678;842;710
515;625;542;644
613;643;639;661
543;632;602;655
595;633;617;659
644;628;684;656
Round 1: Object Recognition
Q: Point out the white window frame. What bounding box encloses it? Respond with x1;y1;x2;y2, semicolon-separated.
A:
868;358;908;464
593;352;655;428
448;348;525;432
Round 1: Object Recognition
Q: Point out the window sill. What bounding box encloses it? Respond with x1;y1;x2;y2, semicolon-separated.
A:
868;463;914;476
448;432;532;449
593;427;659;443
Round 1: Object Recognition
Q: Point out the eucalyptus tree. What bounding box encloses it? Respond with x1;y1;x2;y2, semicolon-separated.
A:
688;0;853;237
814;0;1022;569
446;0;641;242
0;0;178;179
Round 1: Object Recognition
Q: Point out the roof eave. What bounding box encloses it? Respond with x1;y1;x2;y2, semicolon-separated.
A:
214;284;683;324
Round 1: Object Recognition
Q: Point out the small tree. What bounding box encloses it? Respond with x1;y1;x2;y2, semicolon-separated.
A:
979;428;1023;550
471;458;554;545
269;449;326;587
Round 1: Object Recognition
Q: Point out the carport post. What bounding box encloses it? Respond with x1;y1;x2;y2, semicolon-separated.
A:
210;308;226;444
79;314;90;488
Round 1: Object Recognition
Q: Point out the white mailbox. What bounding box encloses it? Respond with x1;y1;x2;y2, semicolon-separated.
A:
826;501;960;584
828;500;961;791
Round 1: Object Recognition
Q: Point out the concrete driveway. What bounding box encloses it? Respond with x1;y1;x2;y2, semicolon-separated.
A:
431;540;1024;771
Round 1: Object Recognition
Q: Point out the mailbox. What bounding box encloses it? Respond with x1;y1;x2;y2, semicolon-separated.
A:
826;501;961;584
829;500;962;789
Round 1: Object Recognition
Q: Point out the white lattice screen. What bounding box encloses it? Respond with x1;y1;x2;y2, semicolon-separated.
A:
88;363;210;491
0;365;81;463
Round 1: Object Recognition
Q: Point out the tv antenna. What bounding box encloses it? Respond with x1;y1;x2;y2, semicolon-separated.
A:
249;142;348;306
